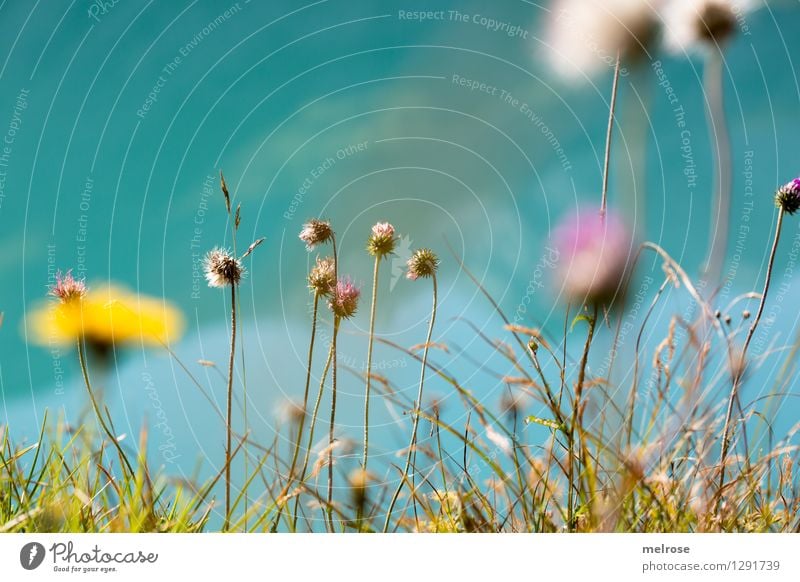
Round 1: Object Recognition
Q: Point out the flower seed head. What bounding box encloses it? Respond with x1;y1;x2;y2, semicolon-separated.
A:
406;248;439;280
367;222;397;257
299;219;334;250
328;277;360;319
308;256;336;296
663;0;752;54
776;178;800;215
49;270;87;304
203;247;244;288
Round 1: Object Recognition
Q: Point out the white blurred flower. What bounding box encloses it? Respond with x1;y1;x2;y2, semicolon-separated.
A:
661;0;757;54
545;0;661;81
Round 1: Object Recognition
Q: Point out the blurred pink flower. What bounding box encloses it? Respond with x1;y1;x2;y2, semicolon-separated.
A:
553;208;633;305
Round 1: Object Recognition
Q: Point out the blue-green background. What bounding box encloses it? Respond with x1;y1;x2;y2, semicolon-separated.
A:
1;0;799;501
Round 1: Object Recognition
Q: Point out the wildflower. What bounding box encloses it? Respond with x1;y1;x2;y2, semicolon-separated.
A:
775;178;800;215
545;0;660;81
553;207;633;306
662;0;754;54
203;247;244;288
366;222;397;257
328;278;360;319
29;282;184;352
49;270;87;304
299;219;334;250
308;256;336;296
406;248;439;280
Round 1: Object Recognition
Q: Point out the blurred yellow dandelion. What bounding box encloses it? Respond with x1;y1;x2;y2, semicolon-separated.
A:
27;281;184;352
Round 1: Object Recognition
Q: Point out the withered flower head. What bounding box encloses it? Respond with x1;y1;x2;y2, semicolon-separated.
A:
203;247;244;288
308;256;336;296
406;248;439;281
299;219;334;250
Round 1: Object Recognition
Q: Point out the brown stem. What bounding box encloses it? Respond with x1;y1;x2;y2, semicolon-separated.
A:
717;208;784;507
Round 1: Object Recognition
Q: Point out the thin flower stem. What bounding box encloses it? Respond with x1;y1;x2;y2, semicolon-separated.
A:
296;323;335;530
276;293;320;532
327;316;341;531
363;257;381;469
703;49;732;284
223;283;237;532
76;339;135;479
601;52;621;217
383;274;437;533
567;306;597;532
718;208;784;503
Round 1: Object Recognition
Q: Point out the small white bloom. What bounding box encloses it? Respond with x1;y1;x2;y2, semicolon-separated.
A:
545;0;660;81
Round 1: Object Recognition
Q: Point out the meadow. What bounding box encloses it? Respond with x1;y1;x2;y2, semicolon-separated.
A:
2;0;800;534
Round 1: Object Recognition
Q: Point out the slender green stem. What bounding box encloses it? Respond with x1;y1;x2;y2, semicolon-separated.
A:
363;257;381;469
327;317;341;531
383;275;438;533
76;339;134;479
567;306;597;532
718;208;784;505
223;283;237;532
274;293;320;532
600;52;621;217
295;324;335;530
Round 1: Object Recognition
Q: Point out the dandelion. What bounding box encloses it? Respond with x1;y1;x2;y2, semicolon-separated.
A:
361;222;398;475
384;248;439;532
29;282;184;356
553;208;633;307
36;274;145;480
299;219;334;251
545;0;660;81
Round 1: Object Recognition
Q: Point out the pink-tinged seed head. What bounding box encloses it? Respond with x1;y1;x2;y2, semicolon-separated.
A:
329;277;360;319
49;270;87;304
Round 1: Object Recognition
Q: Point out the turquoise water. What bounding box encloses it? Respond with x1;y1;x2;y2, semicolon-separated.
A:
1;1;800;520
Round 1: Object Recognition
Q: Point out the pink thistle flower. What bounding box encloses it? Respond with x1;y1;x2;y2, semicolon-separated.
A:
328;277;361;319
553;208;633;306
776;178;800;215
367;221;397;257
49;270;87;304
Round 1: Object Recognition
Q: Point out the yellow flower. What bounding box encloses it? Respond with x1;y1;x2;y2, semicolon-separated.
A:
27;283;184;351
